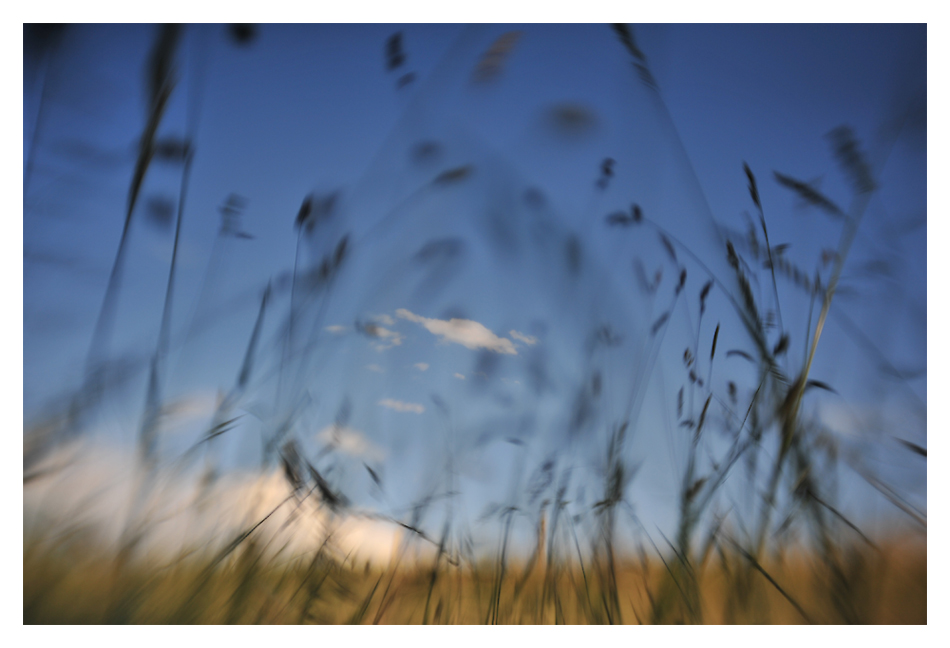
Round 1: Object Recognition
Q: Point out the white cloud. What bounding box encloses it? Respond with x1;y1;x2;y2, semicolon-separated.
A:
395;308;517;355
413;362;429;372
510;330;538;346
375;327;403;348
367;364;384;373
23;439;401;566
454;373;466;380
373;313;395;326
324;325;347;334
362;322;404;351
817;400;926;442
378;398;425;414
316;424;386;463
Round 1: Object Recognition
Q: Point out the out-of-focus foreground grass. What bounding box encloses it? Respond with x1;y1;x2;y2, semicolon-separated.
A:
24;530;924;624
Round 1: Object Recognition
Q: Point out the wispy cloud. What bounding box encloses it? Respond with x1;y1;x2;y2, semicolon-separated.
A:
367;364;384;373
373;313;395;326
454;373;466;380
413;362;429;372
362;322;404;351
316;424;386;462
510;330;538;346
324;324;347;334
396;308;517;355
378;398;425;414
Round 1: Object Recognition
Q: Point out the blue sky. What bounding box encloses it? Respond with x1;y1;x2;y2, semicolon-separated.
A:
22;21;928;554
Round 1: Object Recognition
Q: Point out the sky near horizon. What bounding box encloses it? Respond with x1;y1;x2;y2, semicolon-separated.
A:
22;23;927;554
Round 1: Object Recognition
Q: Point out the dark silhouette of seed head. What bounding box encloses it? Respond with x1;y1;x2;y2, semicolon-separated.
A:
611;23;646;62
596;158;616;190
472;31;522;84
726;241;739;269
632;203;643;222
433;166;474;185
773;171;844;217
386;32;405;70
826;125;876;194
744;162;761;210
546;103;599;138
675;268;687;295
228;24;258;46
295;195;312;230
